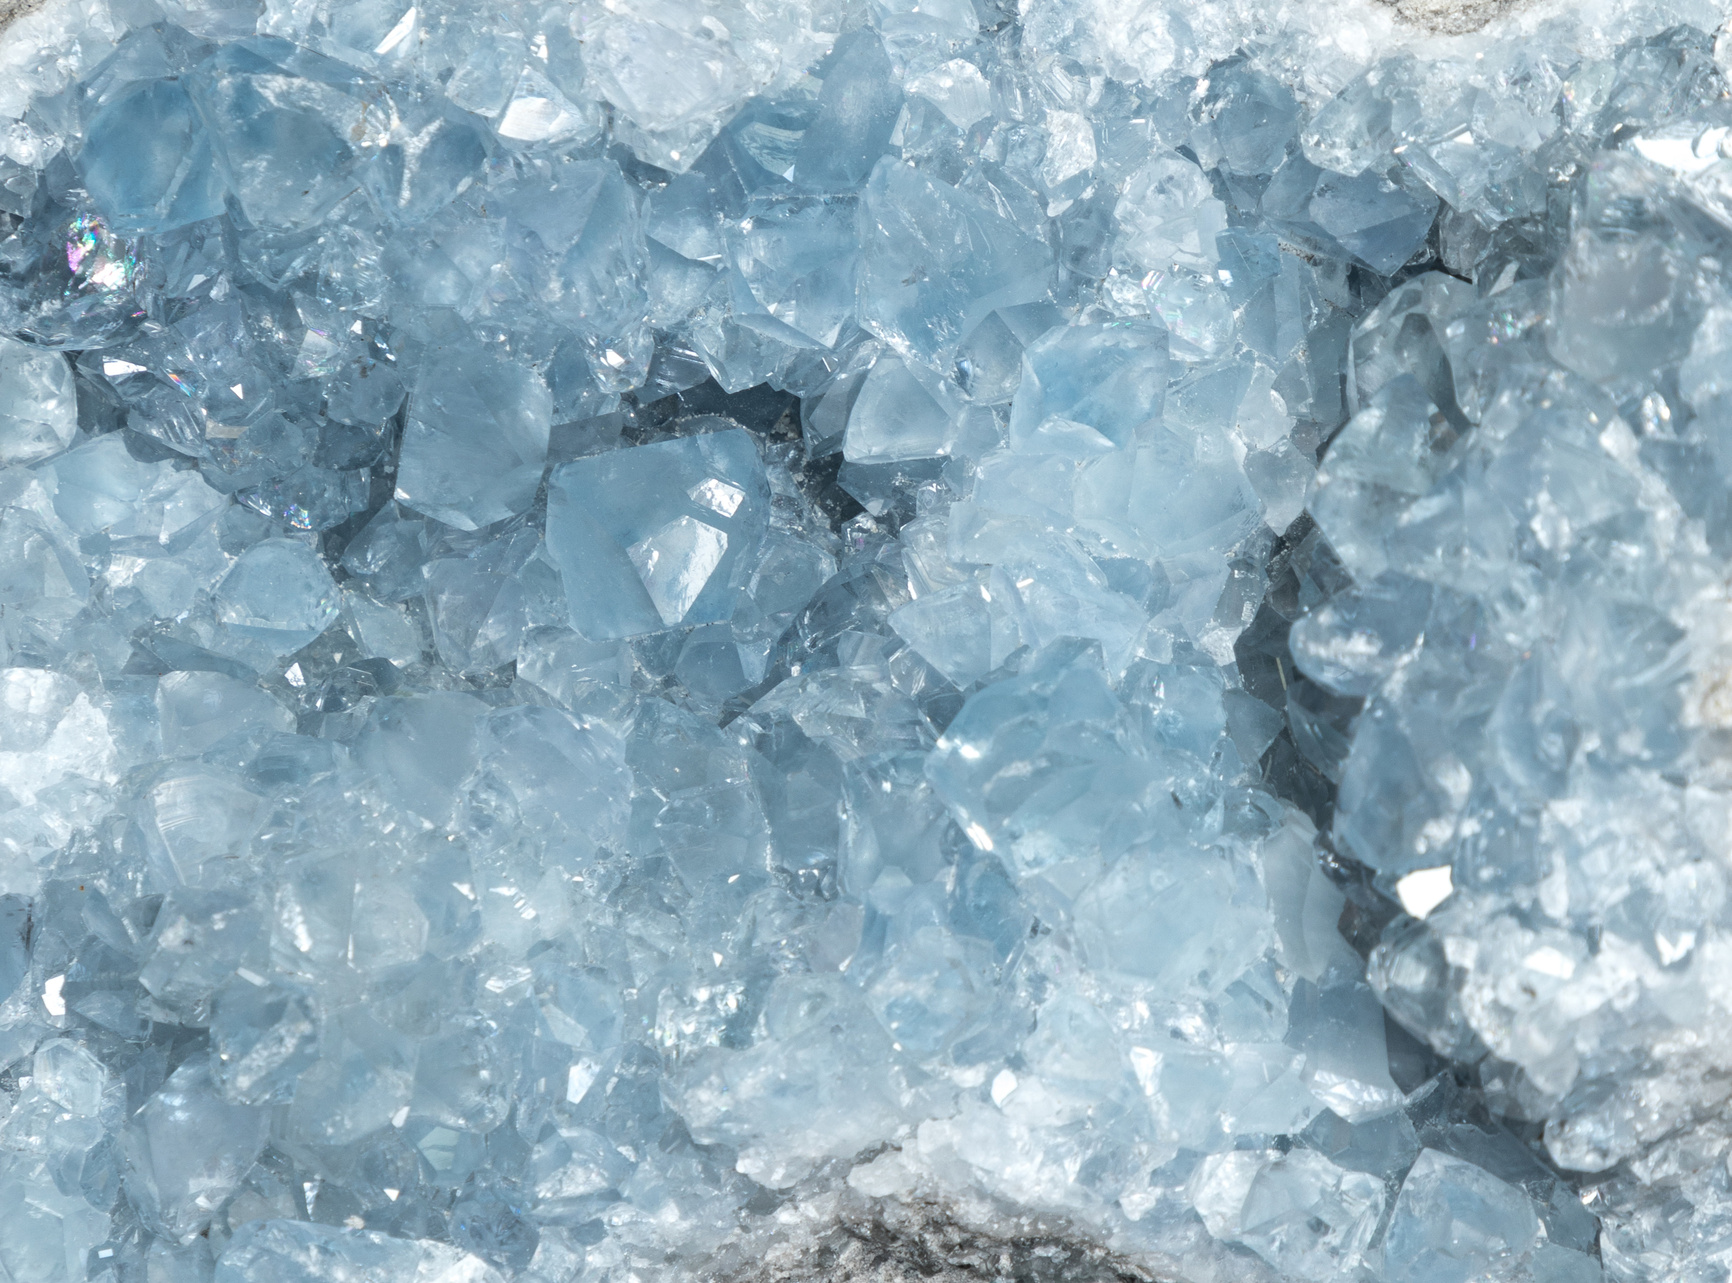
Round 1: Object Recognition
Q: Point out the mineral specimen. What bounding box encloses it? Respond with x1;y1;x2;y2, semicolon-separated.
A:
1;0;1730;1280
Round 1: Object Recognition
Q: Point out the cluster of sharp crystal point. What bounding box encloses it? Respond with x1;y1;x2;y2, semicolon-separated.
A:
2;0;1732;1279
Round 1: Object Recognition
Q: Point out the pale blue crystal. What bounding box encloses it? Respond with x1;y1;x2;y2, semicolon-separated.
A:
927;640;1157;875
367;96;490;226
210;976;320;1105
1307;168;1438;275
858;158;1054;363
0;1154;107;1283
1008;319;1169;452
728;195;860;350
193;39;392;231
1384;1150;1543;1283
0;334;77;463
1191;59;1301;177
794;31;902;191
842;352;960;462
213;537;339;651
546;426;770;640
394;342;552;531
1547;153;1709;387
123;1059;268;1244
157;670;293;755
78;79;226;234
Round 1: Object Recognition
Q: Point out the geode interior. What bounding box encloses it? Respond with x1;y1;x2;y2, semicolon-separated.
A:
0;2;1729;1282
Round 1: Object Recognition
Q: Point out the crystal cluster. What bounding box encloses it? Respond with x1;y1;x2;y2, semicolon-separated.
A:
0;0;1729;1280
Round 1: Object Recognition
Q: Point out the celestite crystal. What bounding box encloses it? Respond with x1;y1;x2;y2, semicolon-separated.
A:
3;0;1732;1279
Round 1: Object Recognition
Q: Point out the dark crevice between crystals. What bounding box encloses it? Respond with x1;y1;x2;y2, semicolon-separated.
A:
1231;196;1618;1254
1236;501;1476;1111
1239;524;1611;1266
1235;511;1358;835
620;375;867;533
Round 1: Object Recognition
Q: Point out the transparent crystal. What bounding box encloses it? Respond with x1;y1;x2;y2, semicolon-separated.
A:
394;342;553;531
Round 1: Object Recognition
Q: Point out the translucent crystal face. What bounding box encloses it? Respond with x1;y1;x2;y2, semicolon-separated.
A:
0;333;77;462
546;426;770;639
3;0;1732;1279
394;343;552;531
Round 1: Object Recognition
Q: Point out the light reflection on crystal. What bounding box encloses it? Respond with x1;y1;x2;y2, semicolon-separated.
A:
63;213;137;295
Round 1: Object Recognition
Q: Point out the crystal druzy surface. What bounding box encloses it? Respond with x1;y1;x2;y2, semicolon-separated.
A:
0;0;1731;1280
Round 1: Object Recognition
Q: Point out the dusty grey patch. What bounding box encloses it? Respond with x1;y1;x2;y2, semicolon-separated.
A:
1376;0;1531;35
709;1197;1160;1283
0;0;47;30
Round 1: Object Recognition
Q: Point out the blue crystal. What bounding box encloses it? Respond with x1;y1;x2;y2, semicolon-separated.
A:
394;339;552;531
546;426;770;639
859;158;1054;364
78;79;226;234
1306;168;1439;275
194;39;393;231
0;334;77;463
1384;1150;1544;1283
124;1059;268;1244
794;31;902;192
212;537;340;651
